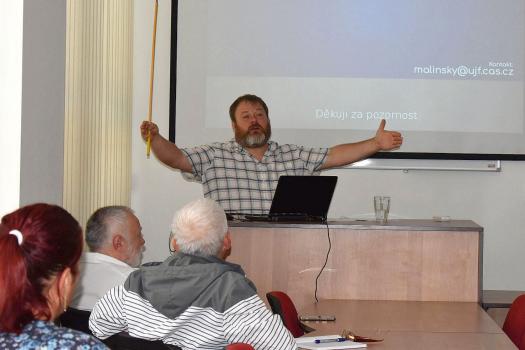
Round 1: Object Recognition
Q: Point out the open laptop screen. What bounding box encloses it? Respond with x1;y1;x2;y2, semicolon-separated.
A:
269;175;338;221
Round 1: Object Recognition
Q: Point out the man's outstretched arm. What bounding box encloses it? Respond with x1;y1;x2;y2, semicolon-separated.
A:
140;121;192;172
319;119;403;170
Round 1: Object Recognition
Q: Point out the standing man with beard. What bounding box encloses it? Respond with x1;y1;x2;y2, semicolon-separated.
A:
140;94;403;215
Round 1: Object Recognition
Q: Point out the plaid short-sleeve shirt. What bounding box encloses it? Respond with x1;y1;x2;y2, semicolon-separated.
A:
180;140;328;214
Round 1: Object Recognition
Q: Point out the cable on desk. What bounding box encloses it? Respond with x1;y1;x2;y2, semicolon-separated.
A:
314;222;331;303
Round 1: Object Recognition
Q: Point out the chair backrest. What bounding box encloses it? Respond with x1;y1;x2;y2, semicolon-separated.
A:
59;307;92;335
105;332;180;350
503;294;525;348
266;291;304;337
59;308;178;350
226;343;255;350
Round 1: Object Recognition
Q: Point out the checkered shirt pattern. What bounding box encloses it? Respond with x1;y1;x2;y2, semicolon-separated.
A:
180;140;328;214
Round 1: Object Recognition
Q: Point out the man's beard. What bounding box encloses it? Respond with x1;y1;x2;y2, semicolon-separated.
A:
235;123;272;148
126;246;144;267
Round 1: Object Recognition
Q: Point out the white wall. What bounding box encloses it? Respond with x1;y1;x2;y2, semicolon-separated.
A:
0;0;66;216
132;0;202;259
132;0;525;290
19;0;66;207
0;1;23;216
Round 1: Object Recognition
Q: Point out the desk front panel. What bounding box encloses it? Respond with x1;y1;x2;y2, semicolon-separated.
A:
229;225;481;310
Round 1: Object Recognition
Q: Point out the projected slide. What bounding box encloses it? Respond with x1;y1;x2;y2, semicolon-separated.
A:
203;0;523;134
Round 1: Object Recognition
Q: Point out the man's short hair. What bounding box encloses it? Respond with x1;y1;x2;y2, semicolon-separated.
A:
171;198;228;256
229;94;269;122
85;206;134;252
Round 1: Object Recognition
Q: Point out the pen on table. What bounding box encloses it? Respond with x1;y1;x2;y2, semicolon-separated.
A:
314;337;346;343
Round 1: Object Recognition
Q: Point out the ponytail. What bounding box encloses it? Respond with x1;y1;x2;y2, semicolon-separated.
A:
0;228;35;332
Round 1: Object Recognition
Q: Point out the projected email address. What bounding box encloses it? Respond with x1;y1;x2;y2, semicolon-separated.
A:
413;65;514;78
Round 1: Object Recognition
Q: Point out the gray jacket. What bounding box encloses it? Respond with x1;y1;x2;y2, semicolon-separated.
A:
125;252;257;318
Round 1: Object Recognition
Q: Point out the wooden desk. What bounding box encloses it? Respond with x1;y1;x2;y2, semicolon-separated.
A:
299;300;515;350
229;220;483;310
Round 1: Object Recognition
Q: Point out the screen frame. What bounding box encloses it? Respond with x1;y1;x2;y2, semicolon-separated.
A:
169;0;525;161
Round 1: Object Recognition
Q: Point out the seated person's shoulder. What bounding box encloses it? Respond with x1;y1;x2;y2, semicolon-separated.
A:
13;320;107;349
216;269;258;301
52;326;107;349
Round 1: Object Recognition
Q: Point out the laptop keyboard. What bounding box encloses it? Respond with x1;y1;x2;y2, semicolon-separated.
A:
245;213;325;222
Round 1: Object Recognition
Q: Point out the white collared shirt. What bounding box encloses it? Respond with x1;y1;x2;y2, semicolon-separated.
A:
70;252;136;311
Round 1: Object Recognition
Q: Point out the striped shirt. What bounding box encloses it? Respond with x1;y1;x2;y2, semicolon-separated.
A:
90;286;296;350
89;253;296;350
181;140;328;215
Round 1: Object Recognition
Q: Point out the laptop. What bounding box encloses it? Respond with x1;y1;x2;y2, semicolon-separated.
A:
243;175;338;222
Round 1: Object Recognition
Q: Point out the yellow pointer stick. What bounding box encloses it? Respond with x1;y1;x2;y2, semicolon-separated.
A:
147;0;159;158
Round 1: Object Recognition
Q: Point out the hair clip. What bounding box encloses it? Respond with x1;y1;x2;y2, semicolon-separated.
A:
9;229;23;245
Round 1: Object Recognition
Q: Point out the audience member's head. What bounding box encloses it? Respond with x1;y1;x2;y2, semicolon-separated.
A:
85;206;145;267
170;198;231;259
0;203;83;333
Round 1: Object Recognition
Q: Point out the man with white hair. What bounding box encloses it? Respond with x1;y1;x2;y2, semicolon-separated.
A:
70;206;145;311
89;198;296;350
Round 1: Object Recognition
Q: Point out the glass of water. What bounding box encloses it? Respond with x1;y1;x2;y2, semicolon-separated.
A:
374;196;391;223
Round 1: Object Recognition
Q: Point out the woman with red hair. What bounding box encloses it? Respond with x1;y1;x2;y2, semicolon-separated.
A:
0;203;107;349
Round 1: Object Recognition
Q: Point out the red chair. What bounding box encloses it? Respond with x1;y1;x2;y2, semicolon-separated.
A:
266;291;314;338
503;294;525;348
226;343;255;350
